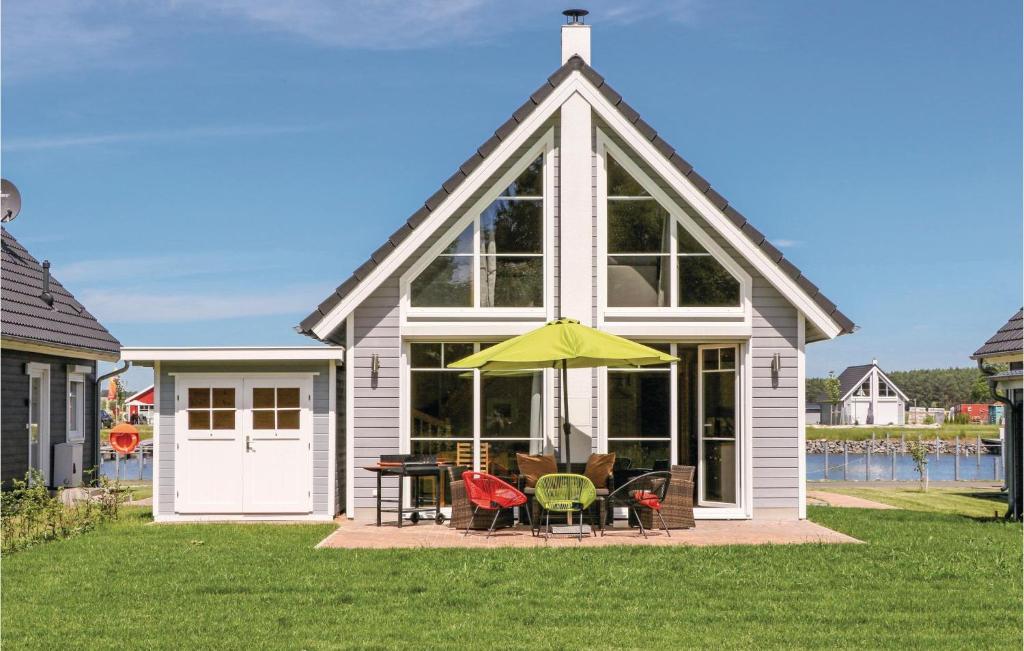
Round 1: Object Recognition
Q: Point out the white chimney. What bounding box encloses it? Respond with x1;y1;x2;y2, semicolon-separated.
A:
872;358;878;366
561;9;591;64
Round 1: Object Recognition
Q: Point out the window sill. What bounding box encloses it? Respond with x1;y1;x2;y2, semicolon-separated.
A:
604;307;745;319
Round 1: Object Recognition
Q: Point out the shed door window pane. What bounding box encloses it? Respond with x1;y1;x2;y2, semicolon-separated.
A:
187;387;236;431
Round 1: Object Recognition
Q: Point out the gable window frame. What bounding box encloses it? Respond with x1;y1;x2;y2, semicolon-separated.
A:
596;129;752;323
400;129;556;324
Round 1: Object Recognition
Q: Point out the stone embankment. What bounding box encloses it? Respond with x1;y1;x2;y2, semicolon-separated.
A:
806;439;998;455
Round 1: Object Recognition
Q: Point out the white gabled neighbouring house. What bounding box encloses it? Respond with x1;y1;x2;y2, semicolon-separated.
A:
835;360;908;426
125;16;854;523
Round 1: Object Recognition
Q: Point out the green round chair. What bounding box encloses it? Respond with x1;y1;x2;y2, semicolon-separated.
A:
533;473;597;541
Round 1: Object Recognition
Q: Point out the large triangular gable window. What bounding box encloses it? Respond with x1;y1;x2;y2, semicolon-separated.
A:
410;155;545;309
605;154;741;309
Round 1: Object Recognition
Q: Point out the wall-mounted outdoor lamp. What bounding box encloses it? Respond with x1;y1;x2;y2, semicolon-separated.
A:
371;353;381;376
770;352;781;388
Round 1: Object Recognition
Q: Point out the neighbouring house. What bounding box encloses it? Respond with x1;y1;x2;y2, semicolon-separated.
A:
972;308;1022;520
835;360;907;426
1;228;121;487
123;17;854;523
125;385;154;424
953;403;991;424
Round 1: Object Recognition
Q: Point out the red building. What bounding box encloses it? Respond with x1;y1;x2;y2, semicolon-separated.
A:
954;403;990;423
125;385;154;424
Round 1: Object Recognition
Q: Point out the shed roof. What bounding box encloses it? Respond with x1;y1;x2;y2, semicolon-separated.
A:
1;228;121;360
297;55;855;340
972;309;1023;361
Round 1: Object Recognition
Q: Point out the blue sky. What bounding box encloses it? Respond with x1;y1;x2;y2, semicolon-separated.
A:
2;1;1021;391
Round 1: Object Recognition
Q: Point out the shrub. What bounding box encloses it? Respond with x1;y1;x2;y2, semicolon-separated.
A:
908;441;929;492
1;469;127;554
923;415;935;425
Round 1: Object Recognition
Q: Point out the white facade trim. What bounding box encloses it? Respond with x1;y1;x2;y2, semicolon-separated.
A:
122;347;345;363
797;313;807;519
345;318;356;518
152;361;161;519
328;359;337;516
1;337;119;362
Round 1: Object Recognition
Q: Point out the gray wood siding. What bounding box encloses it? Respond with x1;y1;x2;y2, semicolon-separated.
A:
156;360;335;515
598;121;802;511
1;348;97;487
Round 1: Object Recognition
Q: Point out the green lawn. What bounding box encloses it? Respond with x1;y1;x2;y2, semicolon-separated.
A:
809;486;1006;519
807;423;999;441
2;507;1020;649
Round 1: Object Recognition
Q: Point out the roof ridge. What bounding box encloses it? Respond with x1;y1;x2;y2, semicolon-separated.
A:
298;55;854;337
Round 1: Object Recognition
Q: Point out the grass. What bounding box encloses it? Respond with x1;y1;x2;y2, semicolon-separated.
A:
2;507;1020;649
809;486;1006;519
807;423;999;441
100;424;153;443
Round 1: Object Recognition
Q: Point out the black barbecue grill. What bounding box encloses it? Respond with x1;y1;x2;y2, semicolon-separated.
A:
364;454;448;527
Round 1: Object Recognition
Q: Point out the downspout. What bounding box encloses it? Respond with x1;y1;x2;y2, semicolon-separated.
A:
978;359;1016;520
95;361;130;481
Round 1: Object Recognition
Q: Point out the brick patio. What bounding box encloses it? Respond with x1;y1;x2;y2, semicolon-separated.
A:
316;516;861;549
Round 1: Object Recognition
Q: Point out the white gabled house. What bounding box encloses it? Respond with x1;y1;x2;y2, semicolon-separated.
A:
835;360;908;426
125;16;854;523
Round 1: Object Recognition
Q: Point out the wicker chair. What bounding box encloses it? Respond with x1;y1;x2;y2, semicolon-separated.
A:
639;465;695;530
603;471;672;538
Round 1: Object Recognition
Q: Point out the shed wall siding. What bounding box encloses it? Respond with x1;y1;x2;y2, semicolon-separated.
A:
156;360;335;516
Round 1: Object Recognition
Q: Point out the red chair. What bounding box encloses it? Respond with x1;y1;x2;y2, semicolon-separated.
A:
461;471;532;538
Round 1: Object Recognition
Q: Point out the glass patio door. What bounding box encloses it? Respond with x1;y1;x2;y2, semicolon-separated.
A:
698;345;738;506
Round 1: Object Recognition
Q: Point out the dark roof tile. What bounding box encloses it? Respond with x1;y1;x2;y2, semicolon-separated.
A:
972;309;1023;360
370;241;395;264
388;223;414;247
494;117;518;141
685;170;710;192
777;257;801;280
317;292;342;315
668;152;693;176
740;221;765;245
651;136;675;160
723;206;747;229
598;82;622;106
511;99;536;124
704;188;729;211
406;205;432;229
615;99;640;124
335;275;361;297
633;118;657;141
758;239;783;263
477;135;501;158
530;82;555;105
580;65;604;87
442;169;466;194
813;292;837;314
298;310;324;333
459;152;485;177
352;259;377;281
424;188;449;212
796;275;820;297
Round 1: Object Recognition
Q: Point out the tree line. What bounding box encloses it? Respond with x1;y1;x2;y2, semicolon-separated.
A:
807;367;995;408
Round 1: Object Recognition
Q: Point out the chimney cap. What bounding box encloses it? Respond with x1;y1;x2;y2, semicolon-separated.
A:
563;9;589;24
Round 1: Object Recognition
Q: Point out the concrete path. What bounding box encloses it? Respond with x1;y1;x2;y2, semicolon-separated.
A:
806;491;896;509
317;517;860;549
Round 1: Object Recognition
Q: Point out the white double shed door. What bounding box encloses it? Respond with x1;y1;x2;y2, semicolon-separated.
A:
174;374;314;515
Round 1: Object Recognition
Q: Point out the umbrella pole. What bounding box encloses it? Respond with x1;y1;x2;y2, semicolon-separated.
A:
562;359;571;474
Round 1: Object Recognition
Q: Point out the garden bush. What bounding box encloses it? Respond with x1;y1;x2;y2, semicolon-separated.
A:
1;470;126;554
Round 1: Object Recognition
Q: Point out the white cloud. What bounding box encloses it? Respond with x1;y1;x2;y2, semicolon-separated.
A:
3;1;704;77
3;123;320;151
773;239;802;249
78;284;329;323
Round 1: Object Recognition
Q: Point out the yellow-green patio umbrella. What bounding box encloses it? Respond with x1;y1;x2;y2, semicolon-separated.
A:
447;318;678;472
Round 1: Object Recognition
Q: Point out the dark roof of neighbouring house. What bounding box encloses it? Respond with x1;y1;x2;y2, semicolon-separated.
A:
972;309;1023;360
1;228;121;357
837;364;876;398
297;55;856;339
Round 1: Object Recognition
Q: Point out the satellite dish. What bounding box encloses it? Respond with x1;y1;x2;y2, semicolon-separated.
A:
1;179;21;223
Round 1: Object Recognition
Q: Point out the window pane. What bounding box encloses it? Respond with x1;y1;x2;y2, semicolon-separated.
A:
212;410;235;430
500;156;543;197
703;440;736;504
607;255;669;307
442;223;473;255
608;371;671;438
277;410;300;429
212;388;235;409
410;256;472;307
411;343;442;368
720;347;736;370
443;343;475;366
482;439;545;480
702;348;719;371
607;201;669;253
479;256;543;307
607;156;648;197
277;388;300;409
188;388;210;409
481;372;543;438
253;410;275;430
253;388;275;409
677;223;708;254
702;372;735;438
410;371;472;437
69;383;81;431
609;440;670;472
481;201;542;253
679;256;740;307
188;410;210;430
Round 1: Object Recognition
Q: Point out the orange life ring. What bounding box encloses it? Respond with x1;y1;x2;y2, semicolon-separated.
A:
109;423;140;454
